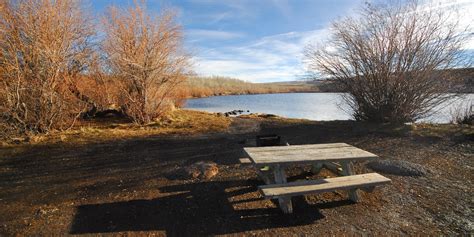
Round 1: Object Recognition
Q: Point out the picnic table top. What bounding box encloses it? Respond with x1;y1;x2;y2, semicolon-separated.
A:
243;143;378;165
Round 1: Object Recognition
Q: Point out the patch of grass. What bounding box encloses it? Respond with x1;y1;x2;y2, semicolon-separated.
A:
1;110;231;148
410;123;473;139
238;113;314;125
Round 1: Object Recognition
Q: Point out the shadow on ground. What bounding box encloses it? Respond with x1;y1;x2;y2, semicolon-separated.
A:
3;119;462;235
69;179;353;236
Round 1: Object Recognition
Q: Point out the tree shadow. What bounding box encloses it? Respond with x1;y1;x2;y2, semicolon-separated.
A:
70;179;352;236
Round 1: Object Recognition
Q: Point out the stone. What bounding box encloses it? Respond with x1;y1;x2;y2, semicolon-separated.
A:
11;137;29;144
185;161;219;180
366;159;428;177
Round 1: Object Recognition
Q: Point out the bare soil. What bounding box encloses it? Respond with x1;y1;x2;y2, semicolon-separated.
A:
0;115;473;236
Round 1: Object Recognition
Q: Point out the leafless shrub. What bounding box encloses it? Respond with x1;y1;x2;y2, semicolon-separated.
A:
0;0;95;136
102;1;191;124
305;1;472;123
450;101;473;125
75;55;129;117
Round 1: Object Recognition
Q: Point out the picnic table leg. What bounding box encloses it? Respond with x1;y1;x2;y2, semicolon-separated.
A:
312;162;343;176
341;161;360;202
311;162;324;175
255;165;273;184
273;164;293;214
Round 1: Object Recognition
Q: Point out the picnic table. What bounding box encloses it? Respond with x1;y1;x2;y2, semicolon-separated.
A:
243;143;391;214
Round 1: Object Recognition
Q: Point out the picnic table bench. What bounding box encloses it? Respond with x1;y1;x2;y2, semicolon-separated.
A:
242;143;391;214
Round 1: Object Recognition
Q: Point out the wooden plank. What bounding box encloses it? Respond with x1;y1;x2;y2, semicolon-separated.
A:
239;158;252;164
247;147;374;158
324;162;343;175
273;164;293;214
245;150;378;165
245;143;352;153
243;143;378;165
312;162;343;175
259;173;391;199
311;162;324;175
341;161;360;202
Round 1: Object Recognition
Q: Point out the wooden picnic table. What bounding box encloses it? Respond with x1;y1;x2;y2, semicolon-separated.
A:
243;143;390;214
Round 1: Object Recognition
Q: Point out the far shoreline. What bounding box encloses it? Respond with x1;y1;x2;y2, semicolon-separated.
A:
184;90;338;99
185;90;474;99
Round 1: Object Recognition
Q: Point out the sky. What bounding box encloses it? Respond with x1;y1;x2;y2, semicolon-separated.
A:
92;0;474;83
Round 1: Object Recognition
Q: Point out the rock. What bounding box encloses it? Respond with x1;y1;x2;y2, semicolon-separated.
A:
185;161;219;180
35;207;59;217
256;113;278;118
11;137;29;144
185;166;201;179
202;165;219;179
36;208;48;216
366;159;428;177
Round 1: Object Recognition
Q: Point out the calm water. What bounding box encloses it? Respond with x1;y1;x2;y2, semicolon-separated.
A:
184;93;473;123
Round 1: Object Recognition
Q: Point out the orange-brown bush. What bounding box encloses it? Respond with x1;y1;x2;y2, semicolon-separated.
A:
102;1;190;124
74;74;127;114
0;0;95;135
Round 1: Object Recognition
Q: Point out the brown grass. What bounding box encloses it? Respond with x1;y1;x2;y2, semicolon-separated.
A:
1;110;231;148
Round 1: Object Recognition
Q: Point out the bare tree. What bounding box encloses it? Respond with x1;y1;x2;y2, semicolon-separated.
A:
305;1;472;123
0;0;95;135
102;1;190;124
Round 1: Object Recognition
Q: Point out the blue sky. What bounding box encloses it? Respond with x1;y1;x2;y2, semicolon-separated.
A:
92;0;474;83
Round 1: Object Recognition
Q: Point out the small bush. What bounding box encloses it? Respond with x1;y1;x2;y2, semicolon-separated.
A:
450;102;473;125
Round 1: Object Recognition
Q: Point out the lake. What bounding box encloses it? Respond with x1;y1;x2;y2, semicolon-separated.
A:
184;93;473;123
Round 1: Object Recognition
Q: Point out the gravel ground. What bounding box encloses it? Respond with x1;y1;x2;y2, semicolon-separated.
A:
0;117;472;236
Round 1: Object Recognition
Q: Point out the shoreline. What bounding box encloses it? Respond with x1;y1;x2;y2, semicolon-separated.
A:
185;90;474;100
184;90;324;99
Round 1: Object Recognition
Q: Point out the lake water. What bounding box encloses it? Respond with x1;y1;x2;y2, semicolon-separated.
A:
184;93;473;123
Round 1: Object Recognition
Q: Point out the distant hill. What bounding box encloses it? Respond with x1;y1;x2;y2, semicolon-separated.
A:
184;68;473;98
184;76;318;98
268;80;341;92
272;67;474;93
447;67;474;93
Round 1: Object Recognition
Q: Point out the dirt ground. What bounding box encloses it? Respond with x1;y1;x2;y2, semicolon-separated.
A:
0;114;473;236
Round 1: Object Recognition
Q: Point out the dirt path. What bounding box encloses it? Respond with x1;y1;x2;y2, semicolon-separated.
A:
0;118;472;236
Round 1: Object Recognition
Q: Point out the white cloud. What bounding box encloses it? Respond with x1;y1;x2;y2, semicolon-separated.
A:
192;29;329;83
186;29;245;41
186;0;255;22
417;0;474;49
190;0;473;83
206;12;233;24
270;0;292;18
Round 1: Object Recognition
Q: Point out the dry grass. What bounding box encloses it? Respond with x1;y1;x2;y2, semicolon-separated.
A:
5;111;471;148
410;123;474;138
1;110;231;148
